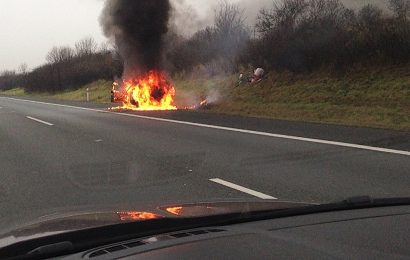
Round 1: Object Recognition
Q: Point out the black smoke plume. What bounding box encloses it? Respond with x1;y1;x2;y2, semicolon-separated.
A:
100;0;171;77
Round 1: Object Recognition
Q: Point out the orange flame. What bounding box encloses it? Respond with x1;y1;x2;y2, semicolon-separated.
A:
117;211;161;221
165;206;183;216
112;70;177;111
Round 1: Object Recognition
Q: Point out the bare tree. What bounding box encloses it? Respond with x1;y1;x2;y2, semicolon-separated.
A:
214;1;247;36
389;0;410;19
46;47;59;64
45;46;73;89
0;70;16;77
257;0;307;35
358;4;383;27
0;70;17;90
46;46;74;64
18;63;28;75
99;41;111;54
75;37;98;57
305;0;348;26
213;1;250;72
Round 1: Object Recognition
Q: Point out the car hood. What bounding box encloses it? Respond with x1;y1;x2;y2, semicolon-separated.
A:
0;200;309;248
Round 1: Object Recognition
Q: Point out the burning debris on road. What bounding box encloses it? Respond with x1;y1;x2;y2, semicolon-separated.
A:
183;88;221;110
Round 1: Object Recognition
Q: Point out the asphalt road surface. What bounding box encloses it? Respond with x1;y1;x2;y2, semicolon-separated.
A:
0;96;409;232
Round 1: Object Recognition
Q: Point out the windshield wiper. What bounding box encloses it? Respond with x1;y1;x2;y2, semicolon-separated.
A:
2;196;410;259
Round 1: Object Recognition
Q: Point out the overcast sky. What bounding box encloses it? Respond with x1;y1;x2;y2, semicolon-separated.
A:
0;0;106;71
0;0;384;72
0;0;244;72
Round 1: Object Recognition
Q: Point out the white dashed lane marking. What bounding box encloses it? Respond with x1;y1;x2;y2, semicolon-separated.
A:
26;116;54;126
210;178;277;200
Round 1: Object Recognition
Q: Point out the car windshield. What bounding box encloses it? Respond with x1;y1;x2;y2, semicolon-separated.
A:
0;0;409;238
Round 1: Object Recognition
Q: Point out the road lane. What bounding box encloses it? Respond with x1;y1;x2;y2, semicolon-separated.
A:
0;99;253;231
3;96;410;151
0;96;409;231
3;96;410;198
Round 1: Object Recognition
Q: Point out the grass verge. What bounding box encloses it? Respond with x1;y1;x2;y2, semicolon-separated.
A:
0;80;112;103
173;65;410;131
1;65;409;131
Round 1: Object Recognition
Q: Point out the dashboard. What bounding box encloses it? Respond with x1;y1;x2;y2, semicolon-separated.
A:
61;205;410;259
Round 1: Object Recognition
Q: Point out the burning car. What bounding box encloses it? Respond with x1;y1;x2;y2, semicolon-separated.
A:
111;82;126;103
110;70;177;111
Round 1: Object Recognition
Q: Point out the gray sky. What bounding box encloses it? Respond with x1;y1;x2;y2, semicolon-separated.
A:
0;0;242;72
0;0;383;72
0;0;206;71
0;0;106;72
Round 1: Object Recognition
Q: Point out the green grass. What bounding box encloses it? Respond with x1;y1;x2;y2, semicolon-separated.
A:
49;80;112;103
173;65;410;131
0;87;26;96
1;65;409;131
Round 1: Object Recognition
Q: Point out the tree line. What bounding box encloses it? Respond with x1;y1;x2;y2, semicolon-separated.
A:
166;0;410;75
241;0;410;72
0;37;122;92
1;0;410;92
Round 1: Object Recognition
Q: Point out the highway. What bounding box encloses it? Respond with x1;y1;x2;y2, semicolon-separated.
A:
0;96;409;231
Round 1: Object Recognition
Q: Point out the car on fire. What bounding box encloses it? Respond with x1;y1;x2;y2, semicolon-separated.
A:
111;82;126;103
110;71;177;110
111;81;141;108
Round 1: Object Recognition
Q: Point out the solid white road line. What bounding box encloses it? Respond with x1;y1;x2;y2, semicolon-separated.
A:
210;178;277;200
2;97;409;156
26;116;54;126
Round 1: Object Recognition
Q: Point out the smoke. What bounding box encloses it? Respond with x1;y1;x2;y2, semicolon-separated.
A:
169;0;210;37
176;82;222;109
100;0;171;77
234;0;272;25
169;0;272;37
205;88;222;104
